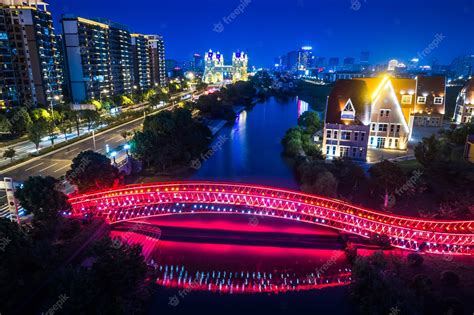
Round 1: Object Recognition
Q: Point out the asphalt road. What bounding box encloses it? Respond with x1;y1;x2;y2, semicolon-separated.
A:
0;90;201;183
0;114;144;182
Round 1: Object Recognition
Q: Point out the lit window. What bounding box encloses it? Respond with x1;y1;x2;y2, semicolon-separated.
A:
378;124;388;132
434;97;443;105
401;95;412;104
417;96;426;104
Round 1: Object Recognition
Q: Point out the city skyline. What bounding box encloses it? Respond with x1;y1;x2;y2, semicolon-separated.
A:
48;0;473;66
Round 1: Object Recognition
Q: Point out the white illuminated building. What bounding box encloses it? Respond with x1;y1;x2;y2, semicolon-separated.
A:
203;49;248;84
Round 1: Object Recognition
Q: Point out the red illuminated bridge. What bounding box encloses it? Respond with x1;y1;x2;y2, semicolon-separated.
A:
69;181;474;256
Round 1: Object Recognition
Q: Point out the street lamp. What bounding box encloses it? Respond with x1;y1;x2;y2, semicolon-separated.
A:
124;144;130;156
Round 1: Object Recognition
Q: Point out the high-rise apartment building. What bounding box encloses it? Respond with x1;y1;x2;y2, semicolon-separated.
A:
131;33;151;91
146;35;166;88
61;15;111;103
0;0;62;108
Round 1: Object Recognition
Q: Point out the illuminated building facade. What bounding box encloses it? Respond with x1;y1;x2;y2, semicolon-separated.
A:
453;78;474;124
62;16;111;103
231;51;248;82
95;19;133;96
146;35;167;88
131;33;151;91
0;0;63;108
324;75;446;160
203;49;248;84
323;80;371;161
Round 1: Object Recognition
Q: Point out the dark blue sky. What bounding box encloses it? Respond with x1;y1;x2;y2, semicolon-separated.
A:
49;0;473;67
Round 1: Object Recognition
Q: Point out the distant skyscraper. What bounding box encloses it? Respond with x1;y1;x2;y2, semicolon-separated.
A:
0;0;63;108
192;53;205;73
287;51;299;71
451;55;474;79
343;57;355;71
298;46;313;70
360;51;370;64
329;57;339;70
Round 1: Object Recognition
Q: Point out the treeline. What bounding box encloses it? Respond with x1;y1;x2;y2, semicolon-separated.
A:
0;164;149;314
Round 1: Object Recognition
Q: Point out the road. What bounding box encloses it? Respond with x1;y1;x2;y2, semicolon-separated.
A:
0;91;195;183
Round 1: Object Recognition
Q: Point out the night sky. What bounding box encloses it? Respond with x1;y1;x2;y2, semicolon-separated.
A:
48;0;473;67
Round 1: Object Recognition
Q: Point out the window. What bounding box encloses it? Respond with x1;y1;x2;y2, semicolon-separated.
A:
370;137;374;145
341;99;356;120
326;145;330;155
354;132;359;141
359;148;364;157
332;146;336;155
417;96;426;104
371;123;376;131
377;137;386;148
394;139;399;148
334;131;338;139
396;125;401;133
326;130;332;139
340;147;349;157
380;109;390;117
378;124;388;132
341;131;351;140
388;138;392;147
434;97;443;105
401;95;412;104
360;132;365;141
352;147;357;157
390;125;395;133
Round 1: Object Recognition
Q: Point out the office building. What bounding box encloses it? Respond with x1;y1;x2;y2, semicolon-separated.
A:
453;78;474;124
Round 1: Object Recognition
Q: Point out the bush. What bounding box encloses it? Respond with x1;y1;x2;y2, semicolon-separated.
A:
407;253;424;267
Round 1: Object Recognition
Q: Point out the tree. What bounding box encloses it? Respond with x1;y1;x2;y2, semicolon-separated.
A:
15;176;70;224
298;111;323;135
120;130;132;141
8;107;32;136
27;119;48;153
2;147;15;161
368;160;406;208
415;135;444;167
81;110;101;131
301;170;338;197
0;114;12;134
66;150;120;193
131;107;211;170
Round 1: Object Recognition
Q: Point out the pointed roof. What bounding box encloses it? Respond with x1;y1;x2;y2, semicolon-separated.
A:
325;80;371;125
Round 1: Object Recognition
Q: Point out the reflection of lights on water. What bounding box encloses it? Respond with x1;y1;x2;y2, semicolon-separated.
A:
154;264;352;294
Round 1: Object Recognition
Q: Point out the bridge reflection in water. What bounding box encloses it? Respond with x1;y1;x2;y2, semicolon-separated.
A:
69;181;474;256
109;215;352;294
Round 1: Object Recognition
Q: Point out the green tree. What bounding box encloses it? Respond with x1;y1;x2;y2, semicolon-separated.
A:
8;107;32;136
15;176;70;224
0;114;12;134
298;111;323;135
66;150;120;193
81;109;101;131
301;170;338;197
131;107;211;170
27;119;48;153
368;160;406;208
2;147;15;161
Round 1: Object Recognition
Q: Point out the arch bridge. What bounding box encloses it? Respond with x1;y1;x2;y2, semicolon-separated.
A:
68;181;474;255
